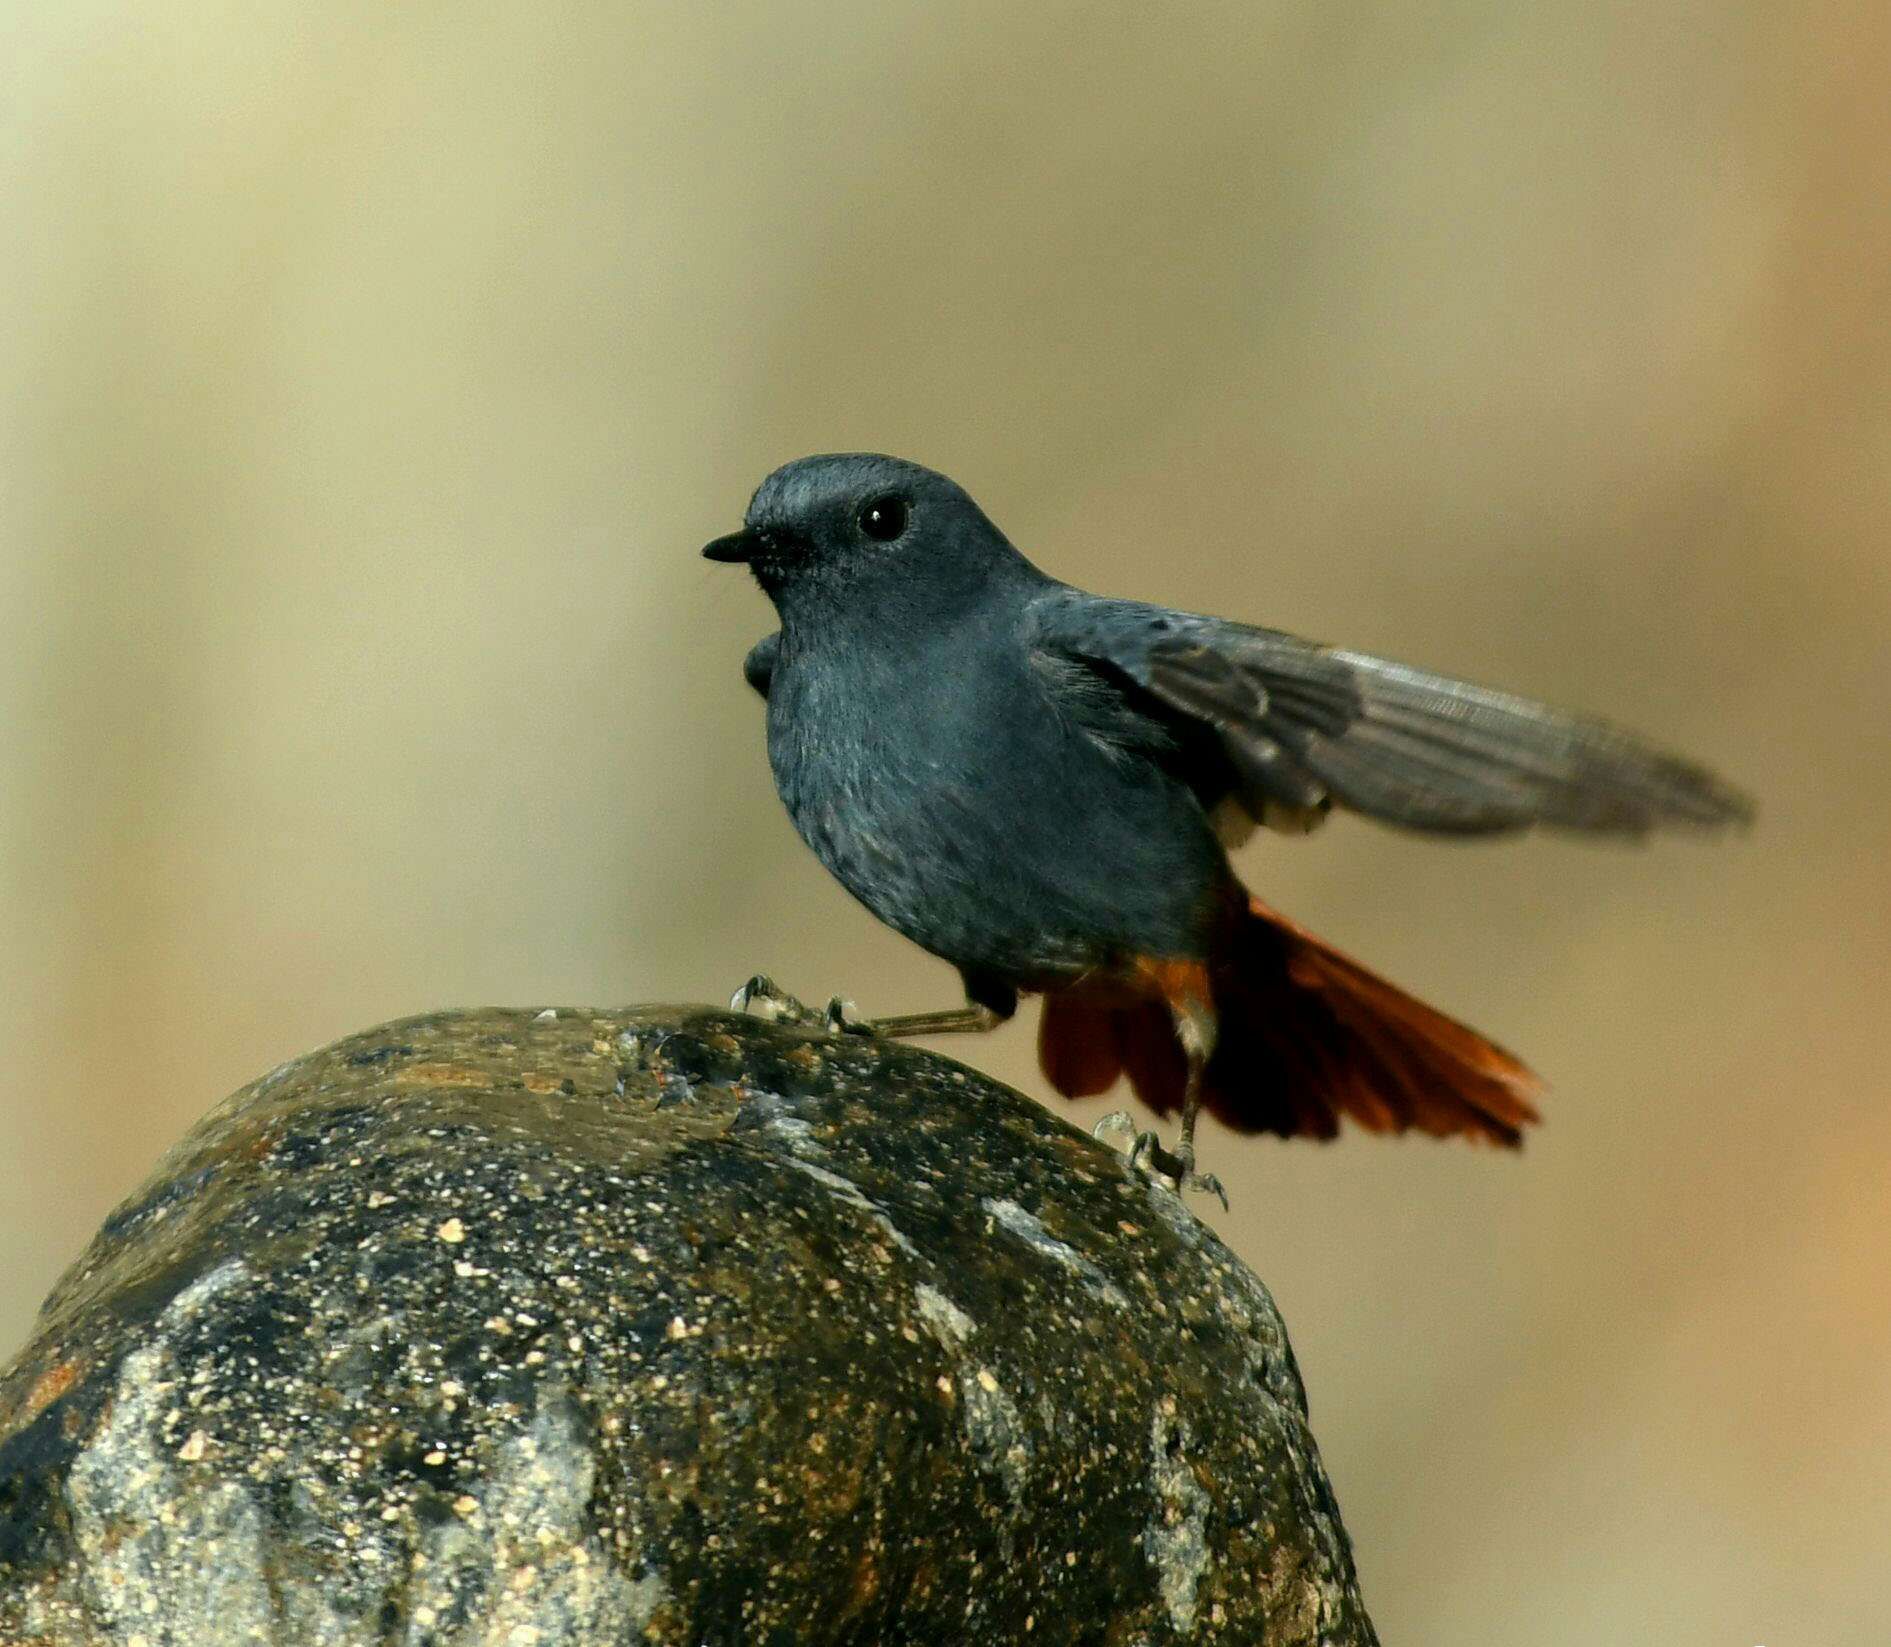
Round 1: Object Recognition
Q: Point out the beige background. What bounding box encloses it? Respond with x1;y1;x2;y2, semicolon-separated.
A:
4;3;1887;1640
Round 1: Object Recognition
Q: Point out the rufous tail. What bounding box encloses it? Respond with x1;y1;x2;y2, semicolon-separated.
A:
1037;896;1543;1145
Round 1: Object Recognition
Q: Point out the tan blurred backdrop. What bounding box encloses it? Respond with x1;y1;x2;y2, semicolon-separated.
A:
3;2;1887;1640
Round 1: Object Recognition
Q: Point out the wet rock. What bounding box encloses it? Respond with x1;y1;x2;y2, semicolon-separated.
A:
0;1005;1378;1645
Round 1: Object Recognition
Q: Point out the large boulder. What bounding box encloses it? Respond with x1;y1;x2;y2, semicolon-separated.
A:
0;1004;1377;1645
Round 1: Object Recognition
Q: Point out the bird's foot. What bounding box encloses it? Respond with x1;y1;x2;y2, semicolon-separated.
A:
1092;1111;1229;1211
729;974;819;1026
728;976;872;1036
820;995;872;1036
1091;1110;1142;1152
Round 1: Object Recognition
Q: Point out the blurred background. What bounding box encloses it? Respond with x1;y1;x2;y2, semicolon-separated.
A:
3;2;1887;1639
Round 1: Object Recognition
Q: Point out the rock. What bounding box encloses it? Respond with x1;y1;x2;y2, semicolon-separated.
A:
0;1004;1378;1645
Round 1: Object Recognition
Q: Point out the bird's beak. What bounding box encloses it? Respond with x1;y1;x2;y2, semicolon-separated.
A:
702;528;765;564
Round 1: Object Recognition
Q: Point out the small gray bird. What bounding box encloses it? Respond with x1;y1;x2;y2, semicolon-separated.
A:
706;453;1751;1197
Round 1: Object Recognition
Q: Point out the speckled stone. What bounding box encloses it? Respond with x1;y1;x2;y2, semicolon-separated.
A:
0;1006;1378;1646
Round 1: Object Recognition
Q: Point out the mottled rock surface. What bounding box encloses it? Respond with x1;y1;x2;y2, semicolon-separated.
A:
0;1005;1377;1645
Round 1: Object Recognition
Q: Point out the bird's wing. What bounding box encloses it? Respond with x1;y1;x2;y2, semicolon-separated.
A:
1026;587;1753;837
742;632;780;700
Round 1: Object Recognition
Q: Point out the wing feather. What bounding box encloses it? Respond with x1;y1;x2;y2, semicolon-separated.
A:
1028;588;1753;839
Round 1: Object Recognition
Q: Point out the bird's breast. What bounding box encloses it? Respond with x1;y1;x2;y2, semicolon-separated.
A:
762;634;1228;978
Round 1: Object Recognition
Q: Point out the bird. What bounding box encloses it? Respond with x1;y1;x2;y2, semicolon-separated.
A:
704;453;1751;1200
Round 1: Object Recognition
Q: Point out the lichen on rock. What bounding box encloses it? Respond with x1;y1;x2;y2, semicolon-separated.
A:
0;1004;1378;1645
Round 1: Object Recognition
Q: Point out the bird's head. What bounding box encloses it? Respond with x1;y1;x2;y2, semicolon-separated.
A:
703;454;1026;624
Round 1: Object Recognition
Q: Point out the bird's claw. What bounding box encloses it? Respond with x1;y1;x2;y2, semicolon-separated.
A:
730;974;819;1025
1180;1167;1229;1213
821;996;873;1036
1092;1110;1140;1148
1093;1110;1229;1211
729;976;875;1037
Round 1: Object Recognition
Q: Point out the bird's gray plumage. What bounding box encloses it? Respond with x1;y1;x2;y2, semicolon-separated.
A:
707;453;1752;1169
1023;589;1755;837
712;452;1751;988
742;632;779;698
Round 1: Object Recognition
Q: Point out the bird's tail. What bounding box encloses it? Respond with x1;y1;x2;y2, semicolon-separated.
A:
1037;896;1543;1145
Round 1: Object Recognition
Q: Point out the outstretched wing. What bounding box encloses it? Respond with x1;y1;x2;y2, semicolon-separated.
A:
1026;587;1753;838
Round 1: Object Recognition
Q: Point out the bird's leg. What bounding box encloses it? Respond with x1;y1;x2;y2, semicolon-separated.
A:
1093;1037;1228;1211
1169;1053;1228;1210
830;971;1018;1039
861;1002;1007;1038
732;974;1015;1039
819;999;1006;1038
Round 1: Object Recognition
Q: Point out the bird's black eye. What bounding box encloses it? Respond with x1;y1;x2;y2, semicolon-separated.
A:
857;495;908;542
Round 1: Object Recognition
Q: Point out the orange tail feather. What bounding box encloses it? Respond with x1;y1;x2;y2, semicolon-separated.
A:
1036;897;1543;1146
